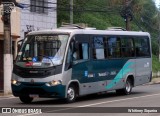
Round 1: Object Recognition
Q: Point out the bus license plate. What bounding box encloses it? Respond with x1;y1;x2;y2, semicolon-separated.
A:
29;94;39;98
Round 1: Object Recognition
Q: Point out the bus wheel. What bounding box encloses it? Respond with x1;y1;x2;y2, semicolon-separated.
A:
19;96;33;103
116;79;132;95
66;85;76;103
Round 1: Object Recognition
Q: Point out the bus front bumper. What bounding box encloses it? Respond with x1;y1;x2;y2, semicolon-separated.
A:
11;82;66;98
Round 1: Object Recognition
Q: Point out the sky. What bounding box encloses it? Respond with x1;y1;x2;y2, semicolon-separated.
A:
155;0;160;8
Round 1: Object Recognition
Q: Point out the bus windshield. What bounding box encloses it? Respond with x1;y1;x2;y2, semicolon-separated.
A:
16;34;69;68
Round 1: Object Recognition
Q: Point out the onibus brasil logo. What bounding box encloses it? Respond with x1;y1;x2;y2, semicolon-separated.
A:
0;2;16;14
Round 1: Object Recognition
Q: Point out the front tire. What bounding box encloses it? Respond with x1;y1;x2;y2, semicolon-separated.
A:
66;85;77;103
19;96;33;103
116;79;133;95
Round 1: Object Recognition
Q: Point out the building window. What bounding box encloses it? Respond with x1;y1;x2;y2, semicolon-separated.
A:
30;0;48;14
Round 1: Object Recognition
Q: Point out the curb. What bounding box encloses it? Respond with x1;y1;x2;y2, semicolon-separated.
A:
145;81;160;85
0;93;13;97
0;95;13;97
150;81;160;85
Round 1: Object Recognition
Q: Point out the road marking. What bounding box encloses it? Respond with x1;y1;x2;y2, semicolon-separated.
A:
16;93;160;116
78;93;160;107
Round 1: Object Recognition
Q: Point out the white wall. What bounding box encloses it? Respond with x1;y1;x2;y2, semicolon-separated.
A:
0;4;20;37
20;0;57;39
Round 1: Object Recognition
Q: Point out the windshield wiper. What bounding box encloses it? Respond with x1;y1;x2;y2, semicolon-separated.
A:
38;54;54;66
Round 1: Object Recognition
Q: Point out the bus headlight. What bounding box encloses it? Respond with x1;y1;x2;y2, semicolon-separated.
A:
11;80;21;86
46;80;62;86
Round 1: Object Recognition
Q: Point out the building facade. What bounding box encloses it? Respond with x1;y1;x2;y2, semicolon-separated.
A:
20;0;57;39
0;0;57;93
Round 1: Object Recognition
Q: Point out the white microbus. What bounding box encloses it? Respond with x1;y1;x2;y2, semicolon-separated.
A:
12;26;152;103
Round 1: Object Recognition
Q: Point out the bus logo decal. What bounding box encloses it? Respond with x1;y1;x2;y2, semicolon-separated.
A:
110;71;116;76
88;73;95;78
84;71;88;77
98;72;109;77
32;57;38;62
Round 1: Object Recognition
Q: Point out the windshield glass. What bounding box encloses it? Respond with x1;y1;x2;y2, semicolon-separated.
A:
16;34;69;68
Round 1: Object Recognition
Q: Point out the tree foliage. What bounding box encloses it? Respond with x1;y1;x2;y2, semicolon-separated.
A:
57;0;160;55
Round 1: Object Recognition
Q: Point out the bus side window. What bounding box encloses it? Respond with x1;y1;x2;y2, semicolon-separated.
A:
73;43;89;61
93;36;105;59
23;44;30;58
66;46;72;64
121;37;135;57
134;37;150;57
107;37;121;58
65;44;73;70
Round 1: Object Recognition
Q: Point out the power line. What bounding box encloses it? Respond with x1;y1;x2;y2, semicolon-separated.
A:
19;1;159;33
19;3;124;14
131;13;144;31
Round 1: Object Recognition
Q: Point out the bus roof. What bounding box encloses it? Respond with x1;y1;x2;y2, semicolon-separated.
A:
27;28;150;37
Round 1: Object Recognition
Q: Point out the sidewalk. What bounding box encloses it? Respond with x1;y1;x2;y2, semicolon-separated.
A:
0;92;13;97
149;77;160;84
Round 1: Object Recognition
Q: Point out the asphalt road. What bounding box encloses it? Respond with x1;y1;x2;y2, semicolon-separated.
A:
0;84;160;116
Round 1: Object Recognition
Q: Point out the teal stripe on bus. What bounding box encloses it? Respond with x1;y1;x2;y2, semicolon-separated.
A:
106;62;134;89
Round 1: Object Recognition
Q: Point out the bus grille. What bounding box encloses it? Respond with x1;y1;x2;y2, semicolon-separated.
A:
13;66;53;78
22;88;44;94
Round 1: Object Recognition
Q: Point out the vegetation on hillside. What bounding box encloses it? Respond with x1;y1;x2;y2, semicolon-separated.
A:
152;55;160;72
57;0;160;72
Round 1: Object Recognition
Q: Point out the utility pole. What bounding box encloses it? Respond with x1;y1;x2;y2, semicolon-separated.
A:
2;0;12;94
70;0;73;24
158;6;160;62
1;0;23;94
125;0;130;31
